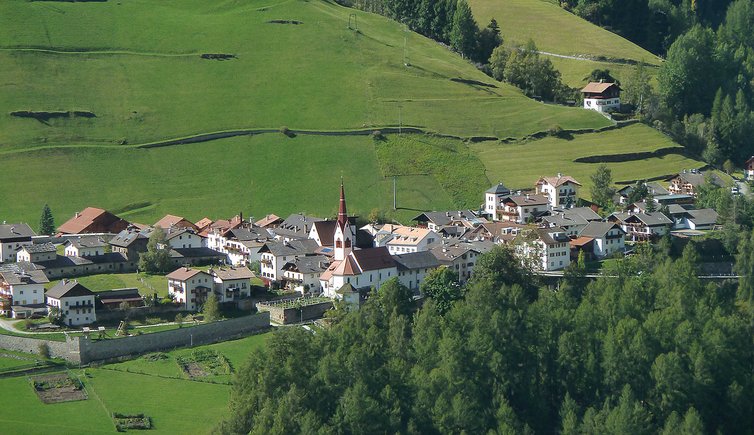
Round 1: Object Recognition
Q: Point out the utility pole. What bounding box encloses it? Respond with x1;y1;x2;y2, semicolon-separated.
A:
393;176;397;210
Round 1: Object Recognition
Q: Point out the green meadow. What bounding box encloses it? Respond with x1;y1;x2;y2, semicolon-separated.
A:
0;0;608;151
467;0;662;88
0;333;272;434
470;123;704;192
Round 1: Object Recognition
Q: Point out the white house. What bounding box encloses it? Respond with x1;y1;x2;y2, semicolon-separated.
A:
0;223;35;263
579;222;625;258
0;268;48;318
535;174;581;208
665;205;718;231
166;267;214;311
484;182;511;218
392;251;441;290
163;228;205;249
745;156;754;181
64;236;109;258
581;81;620;113
45;279;96;326
609;212;673;241
257;239;320;285
210;266;253;303
516;227;571;271
496;194;550;223
281;255;329;294
385;226;439;255
16;243;56;263
207;226;272;266
429;240;494;283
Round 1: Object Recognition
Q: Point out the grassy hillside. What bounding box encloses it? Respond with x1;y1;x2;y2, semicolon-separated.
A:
1;134;469;226
470;123;704;195
468;0;662;87
0;0;608;151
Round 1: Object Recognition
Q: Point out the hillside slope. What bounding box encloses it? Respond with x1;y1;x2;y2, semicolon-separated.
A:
0;0;608;151
468;0;662;87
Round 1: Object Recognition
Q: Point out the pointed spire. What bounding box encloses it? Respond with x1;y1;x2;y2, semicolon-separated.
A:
338;178;348;228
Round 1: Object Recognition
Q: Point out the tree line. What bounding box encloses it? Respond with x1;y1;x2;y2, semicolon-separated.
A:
217;242;753;434
563;0;734;55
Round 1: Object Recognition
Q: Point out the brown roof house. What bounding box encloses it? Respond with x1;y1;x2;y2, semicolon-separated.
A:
581;81;620;113
58;207;129;235
536;174;582;208
154;215;198;231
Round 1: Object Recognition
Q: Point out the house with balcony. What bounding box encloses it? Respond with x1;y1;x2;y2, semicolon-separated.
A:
0;223;35;263
609;211;673;241
581;81;620;113
429;239;494;283
166;267;214;311
63;236;109;258
496;194;550;223
535;174;581;208
207;226;272;266
16;243;56;263
281;255;329;294
516;227;571;271
46;279;96;326
483;182;512;219
0;267;48;318
257;239;320;285
578;222;625;258
210;266;253;303
667;170;725;197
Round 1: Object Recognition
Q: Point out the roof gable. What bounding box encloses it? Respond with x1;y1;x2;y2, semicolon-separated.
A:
46;280;94;299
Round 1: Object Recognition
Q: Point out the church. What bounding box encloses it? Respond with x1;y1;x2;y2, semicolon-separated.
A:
320;182;397;298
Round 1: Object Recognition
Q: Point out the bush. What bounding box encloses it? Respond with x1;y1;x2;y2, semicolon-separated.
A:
548;124;564;137
38;343;51;360
279;126;295;137
371;130;385;141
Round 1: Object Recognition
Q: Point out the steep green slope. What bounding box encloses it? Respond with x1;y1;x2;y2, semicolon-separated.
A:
468;0;662;87
0;0;608;151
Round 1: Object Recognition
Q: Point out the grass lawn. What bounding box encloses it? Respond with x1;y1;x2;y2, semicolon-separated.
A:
547;56;659;89
48;272;168;298
468;0;662;63
107;332;271;382
0;0;608;151
0;331;272;433
0;350;45;371
0;134;463;226
470;123;704;195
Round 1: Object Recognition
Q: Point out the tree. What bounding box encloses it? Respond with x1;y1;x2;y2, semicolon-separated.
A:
489;45;509;81
449;0;479;59
38;204;54;236
658;25;720;117
476;18;502;63
584;68;618;84
202;293;221;322
590;164;616;210
138;227;171;273
420;267;462;314
623;62;652;115
175;313;184;328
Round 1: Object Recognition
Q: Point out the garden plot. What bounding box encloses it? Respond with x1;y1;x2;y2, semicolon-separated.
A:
176;350;232;380
31;373;87;404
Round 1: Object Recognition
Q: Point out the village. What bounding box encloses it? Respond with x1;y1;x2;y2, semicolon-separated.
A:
0;164;737;332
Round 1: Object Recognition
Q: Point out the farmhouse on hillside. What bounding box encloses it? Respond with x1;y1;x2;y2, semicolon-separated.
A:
57;207;130;235
581;81;621;113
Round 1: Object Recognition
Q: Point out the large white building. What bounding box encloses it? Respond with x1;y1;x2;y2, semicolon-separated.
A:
484;183;511;218
516;227;571;271
0;268;48;318
166;268;214;311
535;174;581;208
46;280;96;326
320;183;398;298
579;222;625;258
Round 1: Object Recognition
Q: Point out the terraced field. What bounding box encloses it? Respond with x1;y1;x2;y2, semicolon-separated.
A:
471;123;703;192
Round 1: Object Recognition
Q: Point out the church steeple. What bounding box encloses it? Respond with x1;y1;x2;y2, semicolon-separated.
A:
337;179;348;229
333;180;352;261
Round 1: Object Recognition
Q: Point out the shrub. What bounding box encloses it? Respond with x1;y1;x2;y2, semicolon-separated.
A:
38;343;51;360
371;130;385;141
279;126;295;137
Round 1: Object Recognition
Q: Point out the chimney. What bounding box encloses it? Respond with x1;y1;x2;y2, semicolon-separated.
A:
557;172;562;178
75;212;80;218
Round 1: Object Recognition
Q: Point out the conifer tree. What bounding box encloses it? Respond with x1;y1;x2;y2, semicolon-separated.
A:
38;203;54;236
